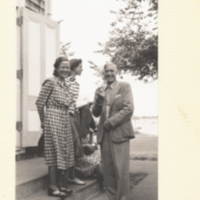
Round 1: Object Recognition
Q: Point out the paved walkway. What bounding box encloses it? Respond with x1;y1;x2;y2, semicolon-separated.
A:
130;134;158;154
16;157;47;186
91;160;158;200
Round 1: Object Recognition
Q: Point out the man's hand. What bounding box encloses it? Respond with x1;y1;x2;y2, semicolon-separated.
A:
96;86;105;103
103;120;112;130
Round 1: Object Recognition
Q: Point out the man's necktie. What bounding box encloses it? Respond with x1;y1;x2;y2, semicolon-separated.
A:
105;86;111;119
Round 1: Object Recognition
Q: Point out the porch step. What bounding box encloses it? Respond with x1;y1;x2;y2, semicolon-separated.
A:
16;158;101;200
25;179;101;200
16;158;48;200
16;147;41;161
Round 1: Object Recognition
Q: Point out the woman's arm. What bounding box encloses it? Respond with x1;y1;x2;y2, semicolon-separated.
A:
68;81;79;115
36;80;53;126
89;129;94;144
73;83;80;112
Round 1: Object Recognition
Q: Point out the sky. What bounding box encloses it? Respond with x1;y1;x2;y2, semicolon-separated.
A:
51;0;157;116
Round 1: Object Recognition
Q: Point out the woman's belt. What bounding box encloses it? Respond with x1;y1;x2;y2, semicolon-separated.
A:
46;104;68;110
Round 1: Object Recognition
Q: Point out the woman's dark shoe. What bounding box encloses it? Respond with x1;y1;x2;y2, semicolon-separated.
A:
60;187;73;195
47;187;68;197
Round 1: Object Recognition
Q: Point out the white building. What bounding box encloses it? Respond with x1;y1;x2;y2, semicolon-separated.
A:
16;0;60;157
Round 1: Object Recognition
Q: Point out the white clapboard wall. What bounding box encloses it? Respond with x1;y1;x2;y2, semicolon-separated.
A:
16;7;59;148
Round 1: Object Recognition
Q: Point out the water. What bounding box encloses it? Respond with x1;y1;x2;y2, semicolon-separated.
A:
132;118;158;136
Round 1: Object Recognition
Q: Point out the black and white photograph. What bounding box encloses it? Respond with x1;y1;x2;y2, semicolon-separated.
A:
15;0;158;199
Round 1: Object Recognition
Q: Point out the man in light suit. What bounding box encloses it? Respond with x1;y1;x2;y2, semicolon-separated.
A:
92;62;135;200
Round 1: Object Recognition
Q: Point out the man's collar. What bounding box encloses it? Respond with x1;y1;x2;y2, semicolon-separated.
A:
104;80;117;90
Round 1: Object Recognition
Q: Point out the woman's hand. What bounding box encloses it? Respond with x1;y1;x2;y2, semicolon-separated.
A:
89;127;94;134
82;134;90;144
41;122;44;129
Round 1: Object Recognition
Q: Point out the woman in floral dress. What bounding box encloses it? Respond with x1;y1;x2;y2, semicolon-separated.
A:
76;132;102;181
74;102;104;189
36;57;74;197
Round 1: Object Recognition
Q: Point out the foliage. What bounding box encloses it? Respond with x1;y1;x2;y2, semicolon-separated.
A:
60;42;74;58
90;0;158;82
88;60;104;78
88;60;106;86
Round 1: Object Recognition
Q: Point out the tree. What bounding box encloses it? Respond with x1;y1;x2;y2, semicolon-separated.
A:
60;42;74;58
90;0;158;82
88;60;104;78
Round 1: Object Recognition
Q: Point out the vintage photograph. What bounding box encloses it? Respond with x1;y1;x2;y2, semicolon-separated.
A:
16;0;158;199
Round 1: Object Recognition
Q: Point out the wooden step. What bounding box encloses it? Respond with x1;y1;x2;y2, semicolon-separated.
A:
16;158;48;200
16;157;101;200
25;179;101;200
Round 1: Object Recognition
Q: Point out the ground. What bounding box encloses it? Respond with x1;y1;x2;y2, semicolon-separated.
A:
91;119;158;200
91;160;158;200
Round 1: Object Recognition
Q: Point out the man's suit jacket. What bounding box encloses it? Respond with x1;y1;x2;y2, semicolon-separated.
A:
92;81;135;144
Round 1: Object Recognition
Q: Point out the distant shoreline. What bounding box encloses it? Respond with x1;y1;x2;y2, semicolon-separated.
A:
132;116;158;120
131;117;158;136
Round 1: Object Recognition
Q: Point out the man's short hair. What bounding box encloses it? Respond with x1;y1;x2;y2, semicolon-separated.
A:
104;62;118;71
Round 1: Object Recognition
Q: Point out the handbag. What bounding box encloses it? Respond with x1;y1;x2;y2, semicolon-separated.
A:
37;133;44;157
83;143;98;155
